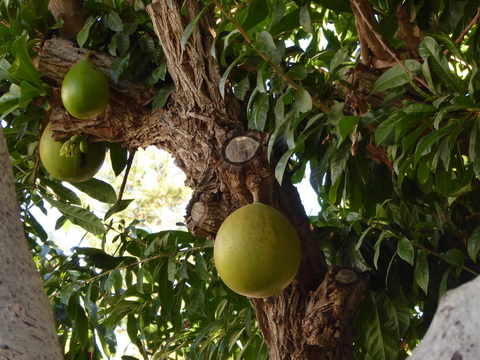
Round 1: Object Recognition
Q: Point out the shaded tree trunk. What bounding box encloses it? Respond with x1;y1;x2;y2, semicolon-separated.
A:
0;127;63;359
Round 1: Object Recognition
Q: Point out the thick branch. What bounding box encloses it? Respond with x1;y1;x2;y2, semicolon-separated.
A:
0;128;63;359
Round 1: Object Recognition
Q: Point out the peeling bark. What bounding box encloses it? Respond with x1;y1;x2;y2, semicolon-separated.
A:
0;128;63;360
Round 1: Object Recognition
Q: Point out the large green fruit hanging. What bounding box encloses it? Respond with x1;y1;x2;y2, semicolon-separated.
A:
214;202;301;298
39;123;106;182
61;58;110;119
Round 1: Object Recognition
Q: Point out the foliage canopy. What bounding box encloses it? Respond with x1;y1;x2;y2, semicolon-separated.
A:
1;0;480;359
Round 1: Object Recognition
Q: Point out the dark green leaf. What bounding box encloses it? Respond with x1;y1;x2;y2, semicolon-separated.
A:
467;226;480;261
152;83;175;111
108;143;128;176
253;31;277;52
42;178;81;205
107;11;123;31
77;16;95;48
397;237;414;266
414;250;429;294
242;0;269;31
359;291;399;360
43;195;106;235
295;87;312;113
443;248;464;267
370;60;421;94
104;199;134;220
419;36;464;93
71;178;117;204
110;54;130;83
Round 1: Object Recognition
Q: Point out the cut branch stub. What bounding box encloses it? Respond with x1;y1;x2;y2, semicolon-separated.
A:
223;135;261;165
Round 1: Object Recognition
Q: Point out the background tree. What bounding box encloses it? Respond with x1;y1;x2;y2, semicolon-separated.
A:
1;0;480;359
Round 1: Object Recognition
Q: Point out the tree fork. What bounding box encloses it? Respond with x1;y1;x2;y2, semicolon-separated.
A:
36;0;370;358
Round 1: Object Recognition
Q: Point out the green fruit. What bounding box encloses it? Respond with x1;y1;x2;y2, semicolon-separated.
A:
39;123;106;182
214;202;301;298
61;58;110;119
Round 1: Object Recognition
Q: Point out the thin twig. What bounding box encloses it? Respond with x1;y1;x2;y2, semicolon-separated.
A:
351;0;431;90
412;242;479;277
117;148;136;205
455;7;480;44
211;0;331;113
47;245;212;298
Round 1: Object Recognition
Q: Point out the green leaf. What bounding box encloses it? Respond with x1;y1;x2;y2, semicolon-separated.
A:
438;267;452;301
397;237;414;266
275;148;295;185
181;5;210;50
443;248;464;267
295;87;312;113
104;199;134;220
337;116;359;145
375;113;401;146
109;143;128;176
414;249;429;294
195;253;210;281
467;226;480;261
110;54;130;83
370;61;420;94
43;194;106;235
75;304;89;349
152;83;175;111
299;5;312;33
107;11;123;31
77;16;95;48
373;232;387;269
71;178;117;204
469;120;480;178
360;291;399;360
241;0;269;31
419;36;464;93
219;53;244;98
42;178;81;205
10;36;43;88
253;31;277;52
167;255;176;283
286;64;308;80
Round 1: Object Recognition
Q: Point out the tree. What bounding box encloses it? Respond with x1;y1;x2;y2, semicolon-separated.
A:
1;0;480;359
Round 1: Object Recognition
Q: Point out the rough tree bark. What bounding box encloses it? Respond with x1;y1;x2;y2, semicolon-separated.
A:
0;127;63;360
36;0;370;359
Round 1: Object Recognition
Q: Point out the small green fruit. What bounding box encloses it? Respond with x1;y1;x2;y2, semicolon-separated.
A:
39;123;106;182
214;202;301;298
61;58;110;119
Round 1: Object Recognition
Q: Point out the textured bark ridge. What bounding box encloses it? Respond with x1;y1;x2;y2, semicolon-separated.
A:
0;128;64;359
36;0;369;358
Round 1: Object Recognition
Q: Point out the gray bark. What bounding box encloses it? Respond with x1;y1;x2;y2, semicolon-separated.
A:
0;127;63;359
408;276;480;360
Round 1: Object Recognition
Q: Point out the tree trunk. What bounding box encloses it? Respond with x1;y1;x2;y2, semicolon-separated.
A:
408;275;480;360
0;127;63;359
36;0;370;358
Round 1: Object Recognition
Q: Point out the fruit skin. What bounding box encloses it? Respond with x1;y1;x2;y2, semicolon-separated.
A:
39;123;106;182
61;58;110;119
214;202;301;298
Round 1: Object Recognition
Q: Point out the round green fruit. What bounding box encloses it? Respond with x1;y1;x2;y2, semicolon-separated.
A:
39;123;106;182
61;58;110;119
214;202;301;298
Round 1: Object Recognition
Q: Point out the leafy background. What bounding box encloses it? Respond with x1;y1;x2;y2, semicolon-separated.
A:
2;0;480;359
